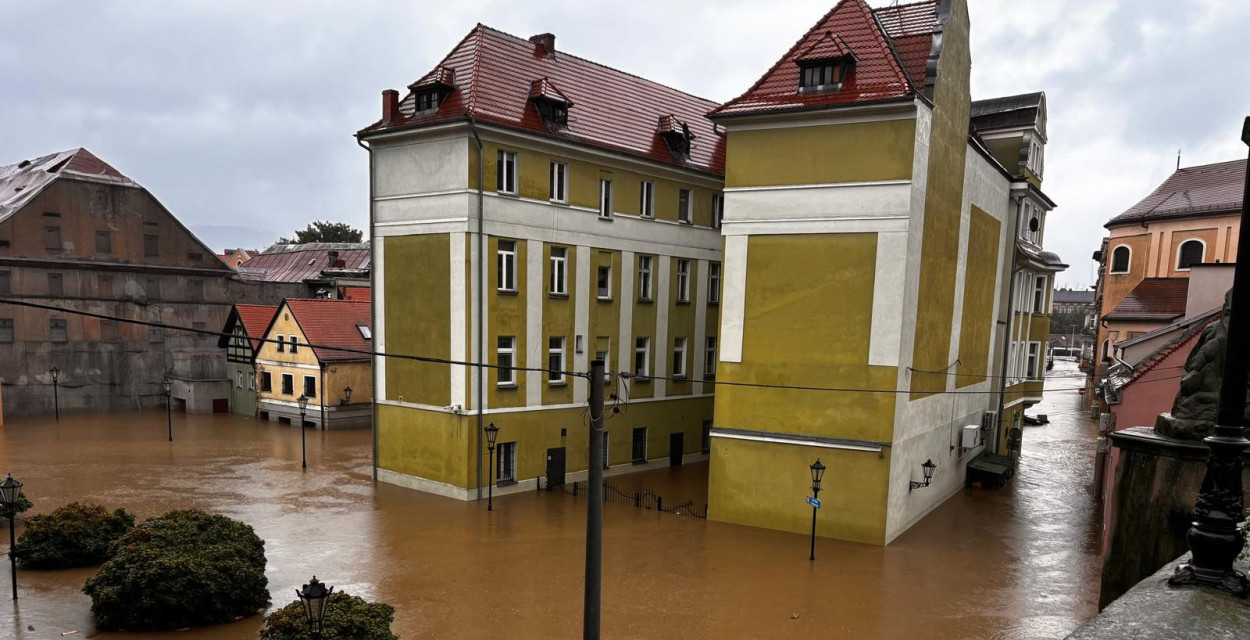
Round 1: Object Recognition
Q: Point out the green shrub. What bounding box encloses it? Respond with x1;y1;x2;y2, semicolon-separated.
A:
13;491;32;514
259;592;398;640
83;509;270;630
12;502;134;568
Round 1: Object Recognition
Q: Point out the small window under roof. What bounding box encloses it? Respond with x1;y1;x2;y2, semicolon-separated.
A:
409;66;456;115
658;115;695;161
529;77;573;129
796;32;856;94
357;324;372;340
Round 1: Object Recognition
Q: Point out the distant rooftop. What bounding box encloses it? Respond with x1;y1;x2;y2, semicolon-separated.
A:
1105;278;1190;322
970;92;1046;132
0;148;135;223
237;243;371;283
1107;159;1245;227
1053;288;1095;305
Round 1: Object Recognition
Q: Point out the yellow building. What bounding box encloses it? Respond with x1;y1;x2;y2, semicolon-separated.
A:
256;298;372;430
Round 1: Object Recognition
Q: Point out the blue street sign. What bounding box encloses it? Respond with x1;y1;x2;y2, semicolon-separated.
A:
806;496;821;509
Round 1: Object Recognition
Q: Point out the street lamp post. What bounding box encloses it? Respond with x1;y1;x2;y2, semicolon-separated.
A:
162;377;173;442
296;575;333;639
49;366;60;420
809;459;826;561
1168;117;1250;597
341;386;352;406
1;473;23;600
298;394;309;470
484;422;500;511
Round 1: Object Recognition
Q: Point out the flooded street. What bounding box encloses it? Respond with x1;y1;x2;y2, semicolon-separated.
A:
1;360;1101;639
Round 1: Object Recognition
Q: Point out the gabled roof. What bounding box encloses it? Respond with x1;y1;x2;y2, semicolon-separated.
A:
359;25;725;176
872;0;939;87
709;0;927;119
1107;159;1245;227
237;243;370;283
277;299;373;363
1105;278;1191;322
0;148;135;223
796;32;855;63
218;303;280;351
970;92;1046;133
528;77;572;105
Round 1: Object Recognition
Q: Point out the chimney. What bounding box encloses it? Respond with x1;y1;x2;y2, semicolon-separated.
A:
327;249;341;268
529;33;556;57
382;89;400;123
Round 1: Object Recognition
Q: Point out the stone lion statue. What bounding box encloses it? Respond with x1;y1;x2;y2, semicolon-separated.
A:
1155;289;1248;440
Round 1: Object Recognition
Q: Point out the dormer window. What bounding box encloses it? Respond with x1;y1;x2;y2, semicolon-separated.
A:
795;32;855;94
529;77;573;130
416;90;441;113
536;100;568;127
658;115;695;161
408;66;455;116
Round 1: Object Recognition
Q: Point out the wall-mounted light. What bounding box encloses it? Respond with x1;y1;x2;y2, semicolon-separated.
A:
909;459;937;491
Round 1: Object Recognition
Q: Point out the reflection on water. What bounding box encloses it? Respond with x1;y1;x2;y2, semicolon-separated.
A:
1;361;1100;639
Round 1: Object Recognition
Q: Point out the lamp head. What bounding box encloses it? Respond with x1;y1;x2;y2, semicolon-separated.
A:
50;366;60;381
298;394;309;412
809;458;826;490
0;474;22;509
161;377;172;394
921;459;937;483
484;422;500;448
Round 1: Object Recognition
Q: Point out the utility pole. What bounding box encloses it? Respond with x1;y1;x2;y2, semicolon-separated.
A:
583;359;605;640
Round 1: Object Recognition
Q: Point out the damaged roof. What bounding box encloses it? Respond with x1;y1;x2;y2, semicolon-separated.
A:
0;148;135;223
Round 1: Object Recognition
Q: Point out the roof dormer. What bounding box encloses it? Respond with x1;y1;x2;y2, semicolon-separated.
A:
408;67;456;115
529;77;573;129
796;32;856;94
658;115;695;161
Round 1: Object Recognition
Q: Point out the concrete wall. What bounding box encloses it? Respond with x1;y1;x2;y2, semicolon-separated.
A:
1185;264;1233;317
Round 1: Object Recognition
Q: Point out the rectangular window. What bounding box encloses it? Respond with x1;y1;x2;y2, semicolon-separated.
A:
249;374;256;390
496;150;517;194
672;337;687;378
597;265;612;300
281;373;294;395
99;275;113;297
712;194;724;229
705;336;717;378
497;336;516;387
47;272;63;296
44;225;61;251
678;188;692;224
549;161;568;203
276;334;285;353
0;318;13;344
303;375;316;398
599;179;613;219
639;181;654;218
289;336;299;354
708;262;721;305
236;371;244;389
149;326;163;344
595;348;611;384
634;337;650;379
497;441;517;484
1032;275;1047;313
143;233;159;258
497;240;517;292
702;420;712;454
1027;342;1041;379
262;371;273;392
0;271;9;295
675;259;690;303
95;230;112;254
632;427;648;464
549;247;567;295
146;278;160;300
50;319;67;343
548;336;566;384
188;278;203;302
637;256;653;301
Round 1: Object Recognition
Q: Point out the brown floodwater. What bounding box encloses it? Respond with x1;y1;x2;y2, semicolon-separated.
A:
0;360;1102;639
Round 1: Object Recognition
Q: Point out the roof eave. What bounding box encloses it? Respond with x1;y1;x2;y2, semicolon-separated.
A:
707;94;917;123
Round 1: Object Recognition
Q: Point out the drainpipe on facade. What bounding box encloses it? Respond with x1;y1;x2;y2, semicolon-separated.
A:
356;136;378;482
320;363;327;431
468;118;485;502
994;195;1025;455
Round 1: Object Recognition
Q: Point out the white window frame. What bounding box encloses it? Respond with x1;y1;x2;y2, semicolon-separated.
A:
634;337;650;379
497;150;517;195
676;259;690;303
497;240;517;293
712;194;724;229
672;337;687;378
1032;275;1047;314
549;161;568;204
548;336;566;385
549;246;568;296
248;372;255;390
1027;342;1041;379
497;336;517;387
1175;238;1206;271
236;370;244;389
599;178;613;219
595;348;611;383
705;336;717;378
708;262;721;305
678;188;692;224
639;181;654;218
1110;245;1132;274
597;265;612;300
303;374;317;398
637;256;653;301
497;441;516;484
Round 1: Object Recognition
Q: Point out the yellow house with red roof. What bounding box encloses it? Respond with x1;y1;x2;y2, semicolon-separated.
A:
255;299;372;430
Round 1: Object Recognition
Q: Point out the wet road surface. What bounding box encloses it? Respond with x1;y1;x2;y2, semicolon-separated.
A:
1;361;1101;639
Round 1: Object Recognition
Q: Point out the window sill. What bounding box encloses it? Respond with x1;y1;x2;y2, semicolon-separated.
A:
496;384;518;390
549;199;569;206
548;292;569;300
548;381;567;387
497;190;518;198
497;478;517;487
675;299;690;306
496;289;518;296
598;214;614;221
672;375;687;381
707;301;720;307
641;214;654;220
678;219;692;225
637;297;653;304
633;376;651;384
597;296;613;302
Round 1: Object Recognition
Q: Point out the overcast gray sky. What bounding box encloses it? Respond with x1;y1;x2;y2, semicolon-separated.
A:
3;0;1247;288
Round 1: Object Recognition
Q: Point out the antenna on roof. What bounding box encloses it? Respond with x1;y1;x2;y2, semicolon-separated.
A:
1177;149;1181;171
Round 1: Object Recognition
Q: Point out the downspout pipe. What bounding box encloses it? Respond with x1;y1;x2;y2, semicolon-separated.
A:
468;118;485;501
995;195;1024;455
356;136;378;482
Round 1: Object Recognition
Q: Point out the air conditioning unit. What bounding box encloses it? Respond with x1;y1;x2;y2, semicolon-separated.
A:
962;424;981;449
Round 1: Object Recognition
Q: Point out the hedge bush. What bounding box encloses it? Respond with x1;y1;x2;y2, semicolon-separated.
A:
12;502;134;568
83;509;270;630
13;491;32;514
259;591;398;640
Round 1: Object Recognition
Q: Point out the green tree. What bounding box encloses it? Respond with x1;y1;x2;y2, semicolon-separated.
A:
259;591;398;640
278;221;363;244
1050;307;1088;335
12;502;134;568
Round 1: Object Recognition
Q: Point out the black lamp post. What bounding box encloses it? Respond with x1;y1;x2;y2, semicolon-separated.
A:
1;473;23;600
909;459;937;491
49;366;60;420
162;377;173;442
809;458;825;561
484;422;500;511
298;394;309;470
341;386;352;406
1168;118;1250;597
296;575;333;639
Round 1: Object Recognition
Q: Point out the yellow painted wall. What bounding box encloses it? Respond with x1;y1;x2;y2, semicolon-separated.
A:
985;137;1022;174
956;207;1001;387
590;249;621;375
257;304;321;404
629;254;658;400
326;362;371;406
708;437;890;544
910;0;972;399
378;405;473;486
489;235;527;408
666;257;698;397
724;120;916;188
542;242;577;406
385;235;451;406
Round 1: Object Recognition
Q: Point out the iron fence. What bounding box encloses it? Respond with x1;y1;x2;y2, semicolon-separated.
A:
539;477;707;519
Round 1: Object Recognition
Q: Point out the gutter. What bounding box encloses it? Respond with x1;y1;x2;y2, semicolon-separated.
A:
995;195;1025;453
468;117;485;502
356;136;379;482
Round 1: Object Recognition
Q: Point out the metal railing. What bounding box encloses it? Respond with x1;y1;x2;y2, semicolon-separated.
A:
539;477;707;519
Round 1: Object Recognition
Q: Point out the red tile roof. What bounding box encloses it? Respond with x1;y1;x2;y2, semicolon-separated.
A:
235;304;279;351
237;243;370;283
339;286;371;302
1105;278;1191;322
874;0;940;88
709;0;929;118
1107;159;1246;227
284;299;372;363
359;25;725;176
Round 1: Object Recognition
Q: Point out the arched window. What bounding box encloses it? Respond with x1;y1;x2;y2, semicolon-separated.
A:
1110;245;1131;274
1177;239;1205;270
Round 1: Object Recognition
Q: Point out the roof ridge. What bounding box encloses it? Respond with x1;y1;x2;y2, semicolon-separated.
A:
848;0;910;86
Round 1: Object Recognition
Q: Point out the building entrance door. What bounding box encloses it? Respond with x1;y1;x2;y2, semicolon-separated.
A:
545;447;566;488
669;432;683;467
